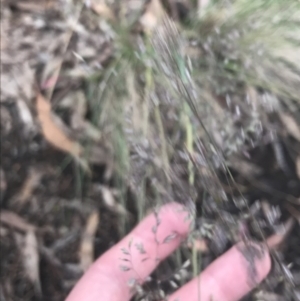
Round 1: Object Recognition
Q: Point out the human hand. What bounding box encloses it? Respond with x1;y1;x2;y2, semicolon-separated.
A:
66;202;271;301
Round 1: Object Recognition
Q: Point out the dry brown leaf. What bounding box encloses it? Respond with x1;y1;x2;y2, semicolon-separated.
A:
89;0;115;21
0;210;35;232
140;0;166;33
296;156;300;180
0;106;12;134
8;1;56;13
36;93;88;169
279;112;300;141
80;212;100;271
13;169;43;205
22;231;41;296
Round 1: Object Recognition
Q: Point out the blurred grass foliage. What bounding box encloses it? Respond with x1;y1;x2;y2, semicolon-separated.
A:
84;0;300;226
196;0;300;105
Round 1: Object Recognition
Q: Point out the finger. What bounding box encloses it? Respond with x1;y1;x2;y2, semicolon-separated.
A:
66;202;192;301
169;241;271;301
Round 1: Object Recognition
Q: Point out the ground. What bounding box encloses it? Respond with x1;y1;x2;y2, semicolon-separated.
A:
1;0;300;300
